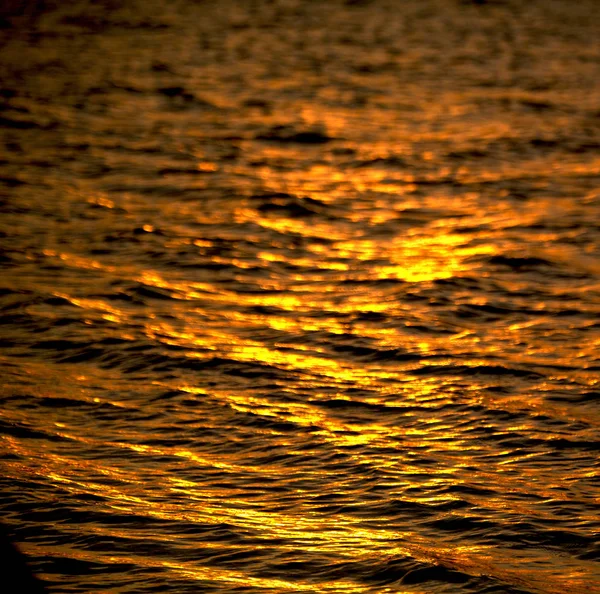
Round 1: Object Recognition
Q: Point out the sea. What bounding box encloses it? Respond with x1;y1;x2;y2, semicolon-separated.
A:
0;0;599;592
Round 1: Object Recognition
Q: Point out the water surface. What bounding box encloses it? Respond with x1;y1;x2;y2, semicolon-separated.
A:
1;1;599;592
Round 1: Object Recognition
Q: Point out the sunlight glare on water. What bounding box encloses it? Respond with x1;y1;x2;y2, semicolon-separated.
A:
0;0;599;593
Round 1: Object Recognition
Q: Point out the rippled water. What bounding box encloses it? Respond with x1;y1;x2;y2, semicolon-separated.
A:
1;1;599;592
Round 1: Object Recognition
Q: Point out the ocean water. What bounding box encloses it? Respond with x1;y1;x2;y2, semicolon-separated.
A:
1;1;599;592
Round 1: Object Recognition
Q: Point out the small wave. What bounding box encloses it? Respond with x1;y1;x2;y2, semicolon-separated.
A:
0;419;69;442
409;364;544;379
255;125;333;144
257;195;329;218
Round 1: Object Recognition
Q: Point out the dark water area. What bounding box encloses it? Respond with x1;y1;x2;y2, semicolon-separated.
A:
1;0;599;592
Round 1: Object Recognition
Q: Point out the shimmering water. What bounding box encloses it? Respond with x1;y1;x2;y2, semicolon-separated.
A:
1;1;599;592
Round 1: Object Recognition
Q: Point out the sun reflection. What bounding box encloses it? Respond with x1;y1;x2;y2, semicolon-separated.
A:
1;1;599;592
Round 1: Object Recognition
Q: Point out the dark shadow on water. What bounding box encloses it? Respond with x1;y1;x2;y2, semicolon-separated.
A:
0;523;48;593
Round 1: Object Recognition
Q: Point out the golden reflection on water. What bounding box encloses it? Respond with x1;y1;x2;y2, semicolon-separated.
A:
1;5;599;591
4;346;597;594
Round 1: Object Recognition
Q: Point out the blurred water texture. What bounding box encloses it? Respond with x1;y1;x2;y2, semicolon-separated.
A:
0;0;599;592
